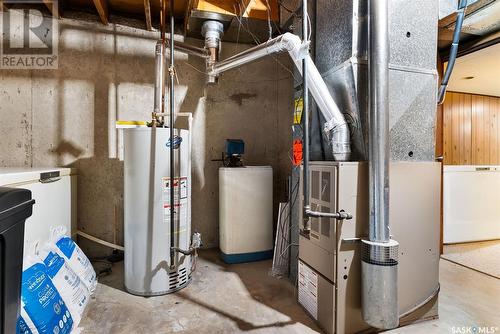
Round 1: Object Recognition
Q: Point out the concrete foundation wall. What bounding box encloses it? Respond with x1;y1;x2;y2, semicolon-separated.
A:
0;15;294;256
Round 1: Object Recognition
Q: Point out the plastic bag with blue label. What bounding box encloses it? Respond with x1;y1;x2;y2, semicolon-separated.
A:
17;255;74;334
48;227;97;292
40;247;91;326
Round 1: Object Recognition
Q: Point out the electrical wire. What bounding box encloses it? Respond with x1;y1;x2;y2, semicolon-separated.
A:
307;12;312;41
278;0;297;15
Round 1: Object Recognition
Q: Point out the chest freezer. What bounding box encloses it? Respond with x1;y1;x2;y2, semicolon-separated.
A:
0;168;77;251
444;165;500;243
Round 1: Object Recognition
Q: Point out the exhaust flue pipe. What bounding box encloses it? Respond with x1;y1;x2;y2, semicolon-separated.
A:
361;0;399;329
201;20;224;84
207;32;350;161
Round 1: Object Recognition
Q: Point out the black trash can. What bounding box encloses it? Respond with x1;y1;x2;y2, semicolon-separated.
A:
0;187;35;334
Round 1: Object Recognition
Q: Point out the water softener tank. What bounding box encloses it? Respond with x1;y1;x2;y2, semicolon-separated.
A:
124;127;192;295
219;166;273;263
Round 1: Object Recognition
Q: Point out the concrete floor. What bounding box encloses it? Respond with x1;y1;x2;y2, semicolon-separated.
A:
442;240;500;279
78;249;500;333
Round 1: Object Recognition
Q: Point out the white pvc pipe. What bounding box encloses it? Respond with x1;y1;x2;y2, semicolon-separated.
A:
77;230;125;251
209;33;351;159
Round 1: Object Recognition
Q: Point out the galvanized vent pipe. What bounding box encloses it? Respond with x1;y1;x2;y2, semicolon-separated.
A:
168;0;176;268
153;40;165;123
361;0;399;329
201;20;224;84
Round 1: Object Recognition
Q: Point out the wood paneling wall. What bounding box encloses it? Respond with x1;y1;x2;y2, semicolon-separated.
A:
443;92;500;165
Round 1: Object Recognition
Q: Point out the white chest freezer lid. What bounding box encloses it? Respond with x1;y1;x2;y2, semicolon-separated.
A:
444;165;500;173
0;167;76;186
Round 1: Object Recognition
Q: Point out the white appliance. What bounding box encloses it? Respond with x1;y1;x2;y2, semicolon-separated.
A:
219;166;273;263
444;165;500;243
0;167;77;251
123;127;192;296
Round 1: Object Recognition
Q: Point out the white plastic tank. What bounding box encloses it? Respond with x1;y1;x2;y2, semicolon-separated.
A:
219;166;273;263
124;127;192;295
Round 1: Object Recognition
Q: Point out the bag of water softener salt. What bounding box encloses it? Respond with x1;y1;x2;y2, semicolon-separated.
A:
17;255;74;334
48;227;97;292
39;246;91;326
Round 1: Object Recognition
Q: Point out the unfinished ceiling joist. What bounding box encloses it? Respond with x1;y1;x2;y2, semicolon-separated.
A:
93;0;109;25
195;0;279;21
144;0;152;30
240;0;257;17
0;1;7;12
43;0;61;19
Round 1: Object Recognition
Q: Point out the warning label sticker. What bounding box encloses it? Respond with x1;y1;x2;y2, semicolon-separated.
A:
298;260;318;320
162;177;188;231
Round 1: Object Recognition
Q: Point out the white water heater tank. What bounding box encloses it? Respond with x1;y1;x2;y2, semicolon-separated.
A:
219;166;273;263
124;127;192;296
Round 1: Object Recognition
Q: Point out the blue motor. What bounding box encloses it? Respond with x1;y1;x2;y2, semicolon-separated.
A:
213;139;245;167
226;139;244;155
225;139;244;167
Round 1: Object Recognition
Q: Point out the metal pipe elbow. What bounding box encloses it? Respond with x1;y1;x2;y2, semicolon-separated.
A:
324;121;351;161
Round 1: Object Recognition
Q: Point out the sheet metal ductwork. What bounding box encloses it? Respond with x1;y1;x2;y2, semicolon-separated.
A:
291;0;439;331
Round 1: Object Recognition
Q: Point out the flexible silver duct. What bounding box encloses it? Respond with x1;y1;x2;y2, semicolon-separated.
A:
361;0;399;329
207;33;351;161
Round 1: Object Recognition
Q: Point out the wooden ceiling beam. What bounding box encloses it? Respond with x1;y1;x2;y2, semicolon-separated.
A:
144;0;152;31
43;0;61;19
183;0;197;33
241;0;257;17
195;0;278;21
93;0;109;25
0;1;8;12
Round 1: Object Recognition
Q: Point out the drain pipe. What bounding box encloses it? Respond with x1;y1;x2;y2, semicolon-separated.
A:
301;0;311;230
361;0;399;330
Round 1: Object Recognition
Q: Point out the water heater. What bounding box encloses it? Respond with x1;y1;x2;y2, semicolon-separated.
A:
123;127;192;295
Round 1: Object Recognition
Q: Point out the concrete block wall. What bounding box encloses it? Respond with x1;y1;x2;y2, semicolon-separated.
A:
0;14;294;256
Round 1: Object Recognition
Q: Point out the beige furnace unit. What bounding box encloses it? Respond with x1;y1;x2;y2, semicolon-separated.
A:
298;161;441;334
